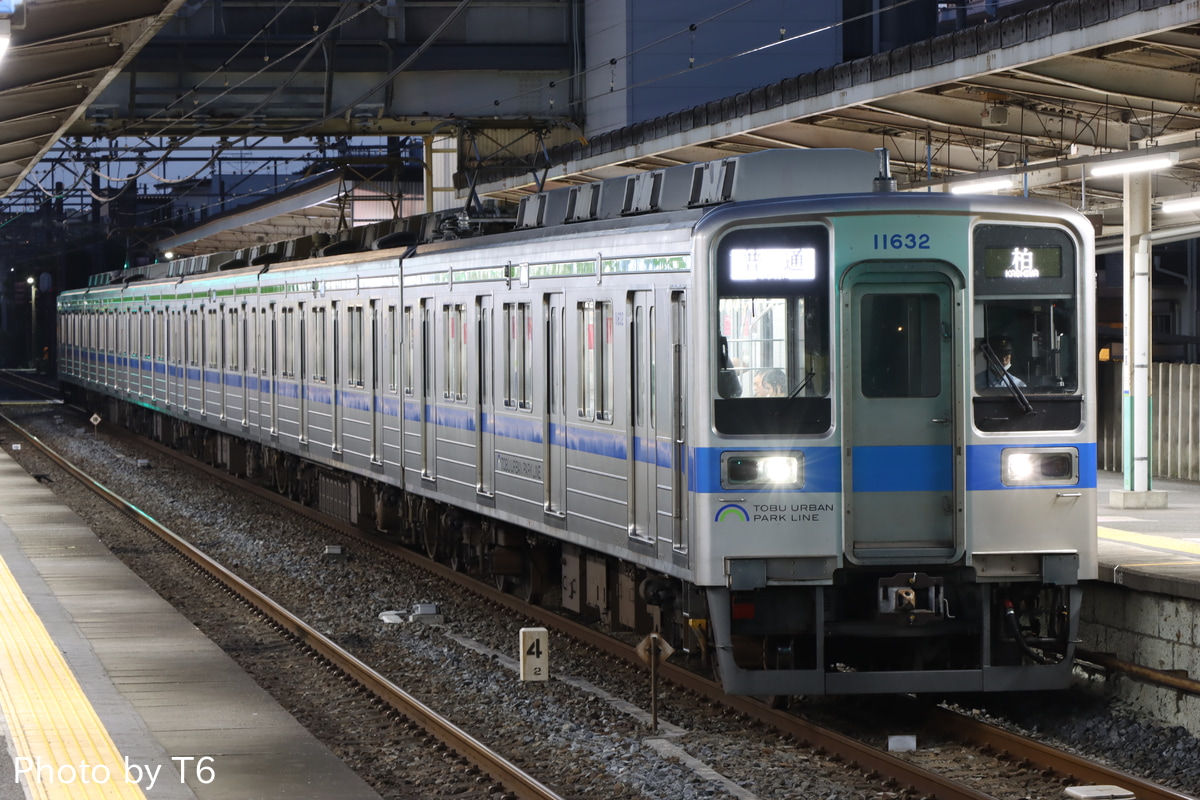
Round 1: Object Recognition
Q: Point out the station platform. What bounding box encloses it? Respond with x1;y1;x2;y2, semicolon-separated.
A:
0;449;381;800
1096;470;1200;600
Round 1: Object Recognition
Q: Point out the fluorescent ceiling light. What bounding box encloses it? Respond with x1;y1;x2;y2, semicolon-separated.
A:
949;176;1013;195
1161;196;1200;214
1090;152;1178;177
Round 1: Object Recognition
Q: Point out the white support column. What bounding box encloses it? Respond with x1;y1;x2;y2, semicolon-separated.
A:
1112;171;1168;508
424;134;460;214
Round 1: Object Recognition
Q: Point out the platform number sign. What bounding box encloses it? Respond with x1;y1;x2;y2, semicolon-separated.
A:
519;627;548;682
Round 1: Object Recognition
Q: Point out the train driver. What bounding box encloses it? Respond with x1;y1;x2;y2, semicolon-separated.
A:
976;335;1027;389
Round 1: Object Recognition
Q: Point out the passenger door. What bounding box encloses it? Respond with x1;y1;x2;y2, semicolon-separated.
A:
371;300;383;463
420;299;436;479
476;295;495;497
842;266;961;562
544;293;566;516
628;290;655;544
668;291;687;556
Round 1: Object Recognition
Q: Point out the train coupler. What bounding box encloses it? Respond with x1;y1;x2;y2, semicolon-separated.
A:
876;573;945;626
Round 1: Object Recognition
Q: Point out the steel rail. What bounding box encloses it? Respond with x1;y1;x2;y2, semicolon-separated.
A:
0;412;566;800
89;423;1001;800
927;706;1198;800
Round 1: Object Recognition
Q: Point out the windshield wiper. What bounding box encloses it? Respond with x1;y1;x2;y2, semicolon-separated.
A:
981;341;1035;415
772;370;815;416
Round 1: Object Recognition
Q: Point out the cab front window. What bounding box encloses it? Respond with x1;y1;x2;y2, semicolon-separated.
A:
713;225;831;435
972;224;1083;431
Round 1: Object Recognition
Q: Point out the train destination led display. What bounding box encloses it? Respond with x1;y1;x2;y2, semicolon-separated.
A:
984;246;1062;279
729;247;817;281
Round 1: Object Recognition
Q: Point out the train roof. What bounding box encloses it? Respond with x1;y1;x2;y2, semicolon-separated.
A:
68;148;1089;296
76;149;881;289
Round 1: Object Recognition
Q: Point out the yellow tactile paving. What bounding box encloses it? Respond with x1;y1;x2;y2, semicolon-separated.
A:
1099;526;1200;557
0;552;147;800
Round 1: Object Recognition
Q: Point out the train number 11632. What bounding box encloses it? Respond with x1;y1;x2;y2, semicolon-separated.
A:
873;233;931;250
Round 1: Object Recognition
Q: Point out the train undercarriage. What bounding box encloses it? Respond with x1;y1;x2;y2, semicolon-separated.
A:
85;391;1078;697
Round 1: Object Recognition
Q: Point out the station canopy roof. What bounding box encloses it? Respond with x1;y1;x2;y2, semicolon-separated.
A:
4;1;1200;250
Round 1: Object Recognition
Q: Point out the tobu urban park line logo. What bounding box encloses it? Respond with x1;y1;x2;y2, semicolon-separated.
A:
716;502;835;523
715;504;750;522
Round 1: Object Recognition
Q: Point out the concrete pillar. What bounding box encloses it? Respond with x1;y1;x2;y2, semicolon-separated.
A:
1112;171;1168;509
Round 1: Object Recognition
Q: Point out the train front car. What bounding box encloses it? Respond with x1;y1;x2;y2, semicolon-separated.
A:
695;191;1097;696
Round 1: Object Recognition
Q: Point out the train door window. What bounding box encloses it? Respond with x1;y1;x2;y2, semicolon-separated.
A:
478;300;491;403
246;308;257;374
633;304;645;428
207;309;220;369
154;311;164;363
177;311;185;367
280;307;295;378
228;308;239;369
189;309;202;367
546;304;558;415
420;302;431;398
312;306;327;382
859;293;941;397
403;306;414;396
643;306;657;427
125;311;134;359
297;303;307;383
110;311;118;385
387;304;398;392
369;300;379;391
577;300;614;422
503;301;532;411
331;302;340;386
261;306;271;376
713;224;832;435
444;303;467;402
348;305;364;387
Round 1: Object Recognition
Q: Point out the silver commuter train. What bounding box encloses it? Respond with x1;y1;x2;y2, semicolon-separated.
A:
57;149;1097;695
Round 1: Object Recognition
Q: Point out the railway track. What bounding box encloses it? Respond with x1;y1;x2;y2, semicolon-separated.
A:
0;409;566;800
0;383;1194;800
126;438;1200;800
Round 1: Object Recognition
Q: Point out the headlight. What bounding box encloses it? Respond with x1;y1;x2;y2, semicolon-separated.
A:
1001;448;1077;486
722;453;803;488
